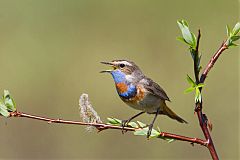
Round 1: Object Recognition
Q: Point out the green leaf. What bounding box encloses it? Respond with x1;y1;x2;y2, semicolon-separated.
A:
176;37;188;44
2;90;16;112
157;126;161;132
182;20;189;27
226;25;231;37
226;22;240;47
227;40;239;47
196;83;204;88
229;43;238;47
128;122;138;128
177;20;194;46
191;32;197;47
230;35;240;42
3;90;10;98
134;127;160;138
5;99;16;112
134;127;148;136
107;118;122;125
150;128;161;138
136;121;147;128
0;102;10;117
195;88;202;103
186;75;196;87
232;22;240;35
184;87;195;94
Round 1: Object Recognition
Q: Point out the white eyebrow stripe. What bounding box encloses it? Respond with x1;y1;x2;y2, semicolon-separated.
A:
115;61;132;66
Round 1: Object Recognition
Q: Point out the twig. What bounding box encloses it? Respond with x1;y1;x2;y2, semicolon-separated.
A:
200;41;228;83
8;110;207;146
195;104;217;159
194;29;201;83
193;30;228;160
9;111;135;131
196;29;201;53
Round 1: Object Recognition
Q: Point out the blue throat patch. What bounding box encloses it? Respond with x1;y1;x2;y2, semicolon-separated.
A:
111;70;126;83
111;70;137;99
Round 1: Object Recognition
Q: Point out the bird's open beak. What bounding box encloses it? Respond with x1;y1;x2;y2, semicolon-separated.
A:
100;61;116;73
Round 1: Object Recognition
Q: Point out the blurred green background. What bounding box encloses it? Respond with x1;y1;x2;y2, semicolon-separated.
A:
0;0;239;159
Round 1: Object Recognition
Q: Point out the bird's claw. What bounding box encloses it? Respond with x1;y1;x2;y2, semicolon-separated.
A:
121;120;129;134
147;124;153;139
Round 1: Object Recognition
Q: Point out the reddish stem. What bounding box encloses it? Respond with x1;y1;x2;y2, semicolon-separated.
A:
9;111;207;146
194;31;228;160
195;103;218;159
200;42;228;83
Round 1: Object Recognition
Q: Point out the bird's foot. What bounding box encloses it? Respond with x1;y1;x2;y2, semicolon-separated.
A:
121;119;130;134
147;124;153;139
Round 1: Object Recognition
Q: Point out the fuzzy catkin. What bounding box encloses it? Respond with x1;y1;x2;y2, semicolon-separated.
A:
79;93;102;131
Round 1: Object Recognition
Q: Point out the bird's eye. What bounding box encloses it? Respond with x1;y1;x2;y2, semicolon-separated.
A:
119;63;125;68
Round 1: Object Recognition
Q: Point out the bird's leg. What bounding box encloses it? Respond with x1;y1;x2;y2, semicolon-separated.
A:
147;108;160;138
121;111;145;133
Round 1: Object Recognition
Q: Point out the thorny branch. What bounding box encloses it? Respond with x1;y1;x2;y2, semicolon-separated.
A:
8;110;207;146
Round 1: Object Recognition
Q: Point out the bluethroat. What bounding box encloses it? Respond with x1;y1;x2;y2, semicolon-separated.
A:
101;60;187;138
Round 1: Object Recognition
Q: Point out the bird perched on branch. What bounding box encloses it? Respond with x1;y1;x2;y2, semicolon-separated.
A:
101;60;187;138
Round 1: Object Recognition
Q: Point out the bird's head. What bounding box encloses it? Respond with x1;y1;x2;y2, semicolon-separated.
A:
100;60;143;83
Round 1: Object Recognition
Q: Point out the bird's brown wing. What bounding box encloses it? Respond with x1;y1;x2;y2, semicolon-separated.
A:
140;77;170;101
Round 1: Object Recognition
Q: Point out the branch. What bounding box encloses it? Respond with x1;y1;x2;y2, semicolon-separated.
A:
200;41;228;83
8;110;208;146
200;22;240;84
195;36;229;160
194;29;201;83
195;104;218;159
193;30;229;160
178;21;240;160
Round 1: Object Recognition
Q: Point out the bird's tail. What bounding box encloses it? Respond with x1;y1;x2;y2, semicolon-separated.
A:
162;103;188;124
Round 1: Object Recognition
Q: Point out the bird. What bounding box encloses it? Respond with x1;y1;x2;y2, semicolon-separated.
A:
100;60;187;138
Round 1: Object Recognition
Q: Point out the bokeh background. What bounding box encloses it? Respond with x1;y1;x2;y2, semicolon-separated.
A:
0;0;239;159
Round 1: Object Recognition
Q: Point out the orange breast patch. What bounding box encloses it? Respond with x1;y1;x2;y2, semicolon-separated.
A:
132;86;145;101
122;85;145;103
116;82;128;93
